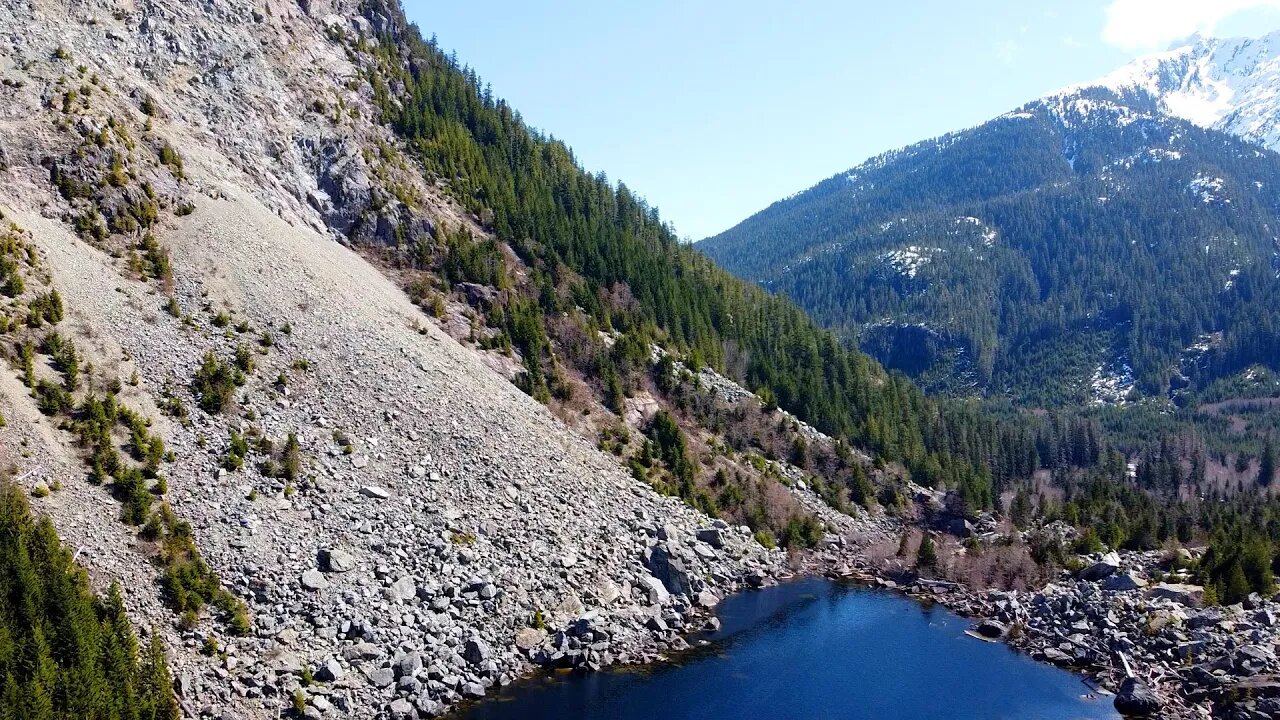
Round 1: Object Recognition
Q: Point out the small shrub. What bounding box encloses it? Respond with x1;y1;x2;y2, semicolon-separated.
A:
192;352;242;414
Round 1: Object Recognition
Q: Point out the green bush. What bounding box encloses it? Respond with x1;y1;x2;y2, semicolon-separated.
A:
193;351;243;413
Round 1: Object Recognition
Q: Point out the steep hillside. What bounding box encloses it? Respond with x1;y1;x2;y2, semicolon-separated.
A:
0;1;798;717
702;85;1280;407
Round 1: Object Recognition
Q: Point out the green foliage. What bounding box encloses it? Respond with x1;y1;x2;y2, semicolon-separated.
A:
703;90;1280;406
916;533;938;570
1200;532;1276;605
138;233;171;283
357;9;1037;507
0;482;179;718
192;351;243;414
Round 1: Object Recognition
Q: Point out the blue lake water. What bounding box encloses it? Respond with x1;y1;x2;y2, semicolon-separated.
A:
456;578;1118;720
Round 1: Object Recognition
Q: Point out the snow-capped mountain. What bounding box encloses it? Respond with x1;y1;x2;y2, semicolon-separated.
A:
1065;31;1280;152
701;33;1280;407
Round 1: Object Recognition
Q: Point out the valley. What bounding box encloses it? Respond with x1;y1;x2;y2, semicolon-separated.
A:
0;1;1279;720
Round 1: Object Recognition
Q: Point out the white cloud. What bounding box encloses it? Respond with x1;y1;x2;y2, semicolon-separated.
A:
1102;0;1280;51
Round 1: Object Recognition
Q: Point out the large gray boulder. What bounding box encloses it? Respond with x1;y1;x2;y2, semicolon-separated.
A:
1103;571;1147;592
695;527;725;548
638;575;670;605
320;547;356;573
645;546;692;596
1146;583;1205;608
1113;677;1161;716
1079;552;1122;581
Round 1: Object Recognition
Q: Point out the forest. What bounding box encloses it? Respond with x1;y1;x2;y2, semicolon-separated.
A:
0;481;179;720
702;88;1280;407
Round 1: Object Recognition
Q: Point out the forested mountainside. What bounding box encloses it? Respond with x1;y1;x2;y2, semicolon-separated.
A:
351;2;1280;605
351;0;1074;513
701;86;1280;408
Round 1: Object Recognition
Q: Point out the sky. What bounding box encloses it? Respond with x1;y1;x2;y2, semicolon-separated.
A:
400;0;1280;241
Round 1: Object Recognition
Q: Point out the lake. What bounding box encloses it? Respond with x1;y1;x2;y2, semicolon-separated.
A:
455;577;1118;720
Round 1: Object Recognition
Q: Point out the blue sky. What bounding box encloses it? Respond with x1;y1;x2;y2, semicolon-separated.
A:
401;0;1280;240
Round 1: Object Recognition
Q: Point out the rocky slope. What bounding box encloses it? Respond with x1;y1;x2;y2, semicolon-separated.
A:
0;1;787;717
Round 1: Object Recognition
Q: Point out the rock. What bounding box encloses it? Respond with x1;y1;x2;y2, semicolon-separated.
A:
463;637;491;665
594;579;622;605
1113;677;1161;716
388;698;414;718
393;650;422;679
315;658;345;682
948;517;974;538
645;546;692;596
695;590;720;608
320;548;356;573
514;628;546;651
1102;571;1147;592
367;667;395;688
975;620;1007;639
695;528;725;548
1146;583;1205;607
300;570;328;590
359;485;390;499
1080;552;1122;581
638;576;670;605
387;576;416;602
461;682;486;699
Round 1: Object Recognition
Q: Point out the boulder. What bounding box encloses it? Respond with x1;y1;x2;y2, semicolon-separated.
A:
948;517;975;538
320;548;356;573
463;637;491;665
359;485;390;499
638;576;670;605
1079;552;1122;581
975;620;1007;639
392;650;422;679
645;546;692;596
315;657;345;682
1102;571;1147;592
386;576;417;602
1146;583;1205;608
1113;677;1160;717
300;570;328;591
514;628;546;651
695;528;725;548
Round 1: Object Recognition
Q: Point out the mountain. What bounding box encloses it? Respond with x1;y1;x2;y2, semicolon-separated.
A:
0;0;1076;716
5;2;1280;717
700;39;1280;408
1082;31;1280;152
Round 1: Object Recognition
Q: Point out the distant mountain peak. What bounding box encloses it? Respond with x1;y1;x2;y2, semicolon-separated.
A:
1055;30;1280;150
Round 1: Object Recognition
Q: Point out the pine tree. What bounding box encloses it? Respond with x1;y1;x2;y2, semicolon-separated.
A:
916;534;938;570
1259;439;1276;487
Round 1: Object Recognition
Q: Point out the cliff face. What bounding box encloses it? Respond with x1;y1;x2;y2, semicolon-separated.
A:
0;1;783;717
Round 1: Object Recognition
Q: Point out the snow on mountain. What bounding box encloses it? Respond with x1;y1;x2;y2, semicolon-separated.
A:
1060;31;1280;151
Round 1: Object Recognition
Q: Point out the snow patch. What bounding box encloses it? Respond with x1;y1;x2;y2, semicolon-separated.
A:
1188;174;1227;203
877;246;939;279
1089;361;1135;406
